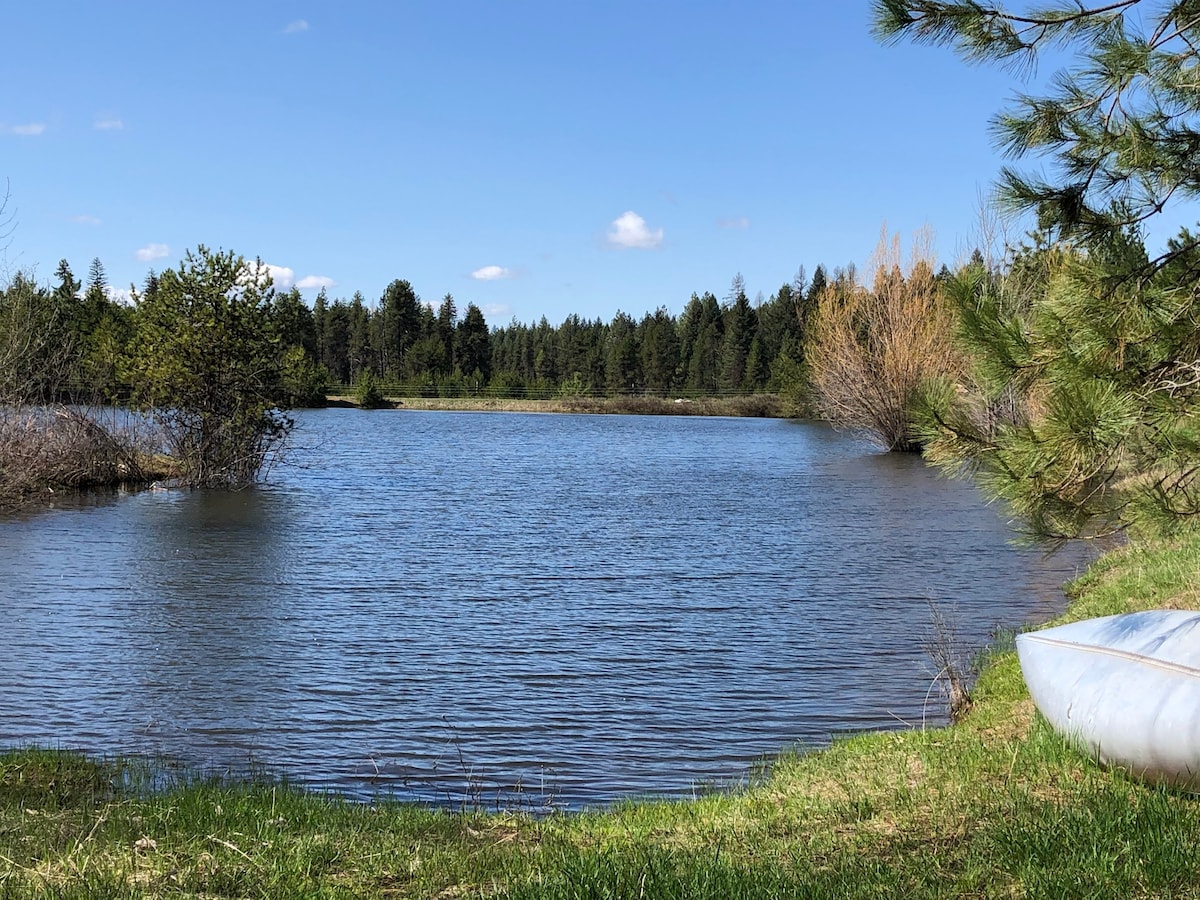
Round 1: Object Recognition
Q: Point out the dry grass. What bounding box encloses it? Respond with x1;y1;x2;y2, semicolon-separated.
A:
0;405;168;511
329;394;785;417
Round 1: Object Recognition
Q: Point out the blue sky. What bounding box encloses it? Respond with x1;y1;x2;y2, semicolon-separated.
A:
4;2;1044;324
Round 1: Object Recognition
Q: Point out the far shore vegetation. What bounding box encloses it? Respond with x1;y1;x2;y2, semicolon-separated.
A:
328;391;784;418
7;0;1200;895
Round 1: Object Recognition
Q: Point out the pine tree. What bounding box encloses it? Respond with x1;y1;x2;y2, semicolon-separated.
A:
640;307;681;395
436;293;458;375
347;292;370;380
720;276;757;392
53;259;80;305
874;1;1200;264
877;0;1200;535
272;287;317;355
321;300;351;384
131;247;291;487
682;292;722;393
605;311;642;395
312;287;328;359
455;303;491;389
86;257;107;294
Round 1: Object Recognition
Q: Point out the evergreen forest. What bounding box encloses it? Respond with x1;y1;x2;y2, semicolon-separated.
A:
1;258;838;407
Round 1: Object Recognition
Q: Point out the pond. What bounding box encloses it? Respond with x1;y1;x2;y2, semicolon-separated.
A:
0;410;1091;808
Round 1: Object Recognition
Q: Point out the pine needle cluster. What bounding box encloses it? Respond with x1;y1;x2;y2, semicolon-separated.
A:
920;229;1200;540
877;1;1200;539
875;1;1200;261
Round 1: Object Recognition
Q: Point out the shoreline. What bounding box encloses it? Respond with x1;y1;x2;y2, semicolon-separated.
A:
2;533;1198;896
325;392;787;417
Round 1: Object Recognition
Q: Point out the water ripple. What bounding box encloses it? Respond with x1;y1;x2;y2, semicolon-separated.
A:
0;411;1091;807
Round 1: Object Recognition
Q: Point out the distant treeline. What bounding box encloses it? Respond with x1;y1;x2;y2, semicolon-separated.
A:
287;270;826;401
1;258;844;405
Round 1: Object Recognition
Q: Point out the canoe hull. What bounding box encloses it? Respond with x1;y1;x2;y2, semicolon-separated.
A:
1016;610;1200;788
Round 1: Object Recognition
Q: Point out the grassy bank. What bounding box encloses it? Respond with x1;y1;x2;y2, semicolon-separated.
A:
5;534;1200;897
326;393;785;417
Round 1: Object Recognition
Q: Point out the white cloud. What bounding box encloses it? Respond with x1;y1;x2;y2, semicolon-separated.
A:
283;19;309;33
105;286;133;305
482;303;512;319
261;263;296;289
471;265;515;281
7;123;46;137
296;274;336;290
135;242;170;262
607;211;663;250
239;264;326;291
70;214;102;225
94;118;123;131
718;217;751;230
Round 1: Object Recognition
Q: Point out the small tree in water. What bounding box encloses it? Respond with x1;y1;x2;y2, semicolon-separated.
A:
132;246;292;488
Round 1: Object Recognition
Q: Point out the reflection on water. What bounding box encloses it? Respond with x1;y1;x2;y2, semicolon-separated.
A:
0;411;1092;807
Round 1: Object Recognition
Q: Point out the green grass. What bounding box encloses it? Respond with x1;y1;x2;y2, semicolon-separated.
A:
6;532;1200;897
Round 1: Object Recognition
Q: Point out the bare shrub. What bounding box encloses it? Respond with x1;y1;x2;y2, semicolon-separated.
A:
0;406;161;510
807;228;962;451
923;600;974;724
0;267;163;510
0;272;73;404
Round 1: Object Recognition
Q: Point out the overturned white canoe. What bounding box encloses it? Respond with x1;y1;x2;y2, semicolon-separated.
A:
1016;610;1200;788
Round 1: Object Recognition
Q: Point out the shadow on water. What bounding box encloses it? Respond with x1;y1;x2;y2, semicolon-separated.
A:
122;490;295;761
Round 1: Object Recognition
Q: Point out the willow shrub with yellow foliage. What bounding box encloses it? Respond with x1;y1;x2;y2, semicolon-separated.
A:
806;230;962;452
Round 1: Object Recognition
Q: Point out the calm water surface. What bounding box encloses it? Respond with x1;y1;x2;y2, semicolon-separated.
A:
0;411;1090;807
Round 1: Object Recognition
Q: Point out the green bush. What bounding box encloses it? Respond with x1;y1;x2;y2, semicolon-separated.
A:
353;370;387;409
